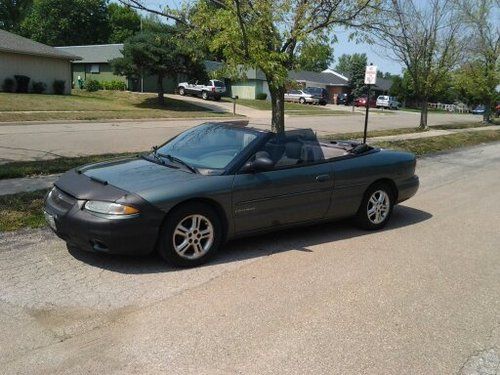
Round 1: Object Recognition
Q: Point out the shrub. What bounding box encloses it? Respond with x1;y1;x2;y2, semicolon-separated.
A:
85;79;101;92
53;80;66;95
256;93;268;100
2;78;15;92
32;81;47;94
14;75;30;93
101;80;127;91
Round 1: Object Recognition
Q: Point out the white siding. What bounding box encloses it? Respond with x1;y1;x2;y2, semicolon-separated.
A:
0;52;72;94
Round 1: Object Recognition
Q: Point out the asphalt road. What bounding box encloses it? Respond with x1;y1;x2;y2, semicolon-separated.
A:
1;143;499;374
0;109;478;162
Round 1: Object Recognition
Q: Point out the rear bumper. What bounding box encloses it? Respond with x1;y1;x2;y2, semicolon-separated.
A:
397;175;419;203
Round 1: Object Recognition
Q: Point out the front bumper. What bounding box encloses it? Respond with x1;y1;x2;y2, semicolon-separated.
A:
44;171;164;255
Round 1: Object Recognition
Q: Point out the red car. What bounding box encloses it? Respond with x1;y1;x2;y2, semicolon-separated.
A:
354;96;376;107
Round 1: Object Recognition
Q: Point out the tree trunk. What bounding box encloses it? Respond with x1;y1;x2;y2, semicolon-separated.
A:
269;85;285;134
419;99;428;129
482;105;491;124
157;74;164;105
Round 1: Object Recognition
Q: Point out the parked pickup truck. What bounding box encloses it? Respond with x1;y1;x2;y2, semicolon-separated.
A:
177;79;226;101
284;89;320;104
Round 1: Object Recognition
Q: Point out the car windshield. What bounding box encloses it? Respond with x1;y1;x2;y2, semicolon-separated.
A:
213;81;225;87
156;123;260;171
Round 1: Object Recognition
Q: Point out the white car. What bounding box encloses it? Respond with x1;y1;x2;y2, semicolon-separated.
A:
178;79;226;101
284;90;320;104
376;95;401;110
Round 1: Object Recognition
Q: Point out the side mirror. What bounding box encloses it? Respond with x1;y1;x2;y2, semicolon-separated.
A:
241;156;274;173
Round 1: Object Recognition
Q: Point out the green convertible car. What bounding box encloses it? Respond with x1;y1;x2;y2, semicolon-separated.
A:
44;122;419;267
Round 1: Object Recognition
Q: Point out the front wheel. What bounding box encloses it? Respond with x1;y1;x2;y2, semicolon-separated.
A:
299;97;306;104
178;87;185;96
201;91;208;100
158;202;222;267
355;183;394;230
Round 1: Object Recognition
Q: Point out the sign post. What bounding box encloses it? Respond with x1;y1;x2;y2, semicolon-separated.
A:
363;64;377;144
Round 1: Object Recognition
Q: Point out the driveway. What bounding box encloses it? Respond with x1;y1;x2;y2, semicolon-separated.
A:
1;143;499;374
0;109;478;162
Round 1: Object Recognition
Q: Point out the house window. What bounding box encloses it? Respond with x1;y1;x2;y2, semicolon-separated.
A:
89;64;100;73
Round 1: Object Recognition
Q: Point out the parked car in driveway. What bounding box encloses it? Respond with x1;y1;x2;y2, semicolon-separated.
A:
284;89;320;104
336;93;349;105
303;87;328;105
471;105;485;115
354;96;376;107
177;79;226;101
376;95;401;109
44;122;419;267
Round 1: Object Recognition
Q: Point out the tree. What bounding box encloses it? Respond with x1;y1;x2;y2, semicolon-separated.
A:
0;0;32;32
120;0;378;133
335;53;367;98
456;0;499;123
111;26;207;104
296;41;334;72
370;0;463;129
21;0;110;46
108;3;141;43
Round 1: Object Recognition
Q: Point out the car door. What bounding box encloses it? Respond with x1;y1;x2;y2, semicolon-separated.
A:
231;133;334;234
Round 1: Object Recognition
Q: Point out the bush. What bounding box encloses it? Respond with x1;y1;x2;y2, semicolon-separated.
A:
53;80;66;95
101;80;127;91
32;81;47;94
85;79;101;92
2;78;15;92
14;75;30;93
256;93;268;100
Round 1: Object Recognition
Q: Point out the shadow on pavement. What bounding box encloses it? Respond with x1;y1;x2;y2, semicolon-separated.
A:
68;205;432;274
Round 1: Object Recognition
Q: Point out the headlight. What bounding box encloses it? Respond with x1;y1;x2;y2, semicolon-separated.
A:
84;201;139;215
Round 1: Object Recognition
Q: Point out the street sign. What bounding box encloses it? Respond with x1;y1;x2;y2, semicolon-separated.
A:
364;65;377;85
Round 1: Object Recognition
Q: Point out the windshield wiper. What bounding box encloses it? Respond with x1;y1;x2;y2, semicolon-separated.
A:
158;153;198;174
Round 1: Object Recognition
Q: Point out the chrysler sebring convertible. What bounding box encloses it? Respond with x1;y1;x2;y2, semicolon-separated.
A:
44;122;419;267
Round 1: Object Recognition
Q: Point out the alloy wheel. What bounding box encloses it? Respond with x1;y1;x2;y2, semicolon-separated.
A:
172;214;214;259
367;190;390;224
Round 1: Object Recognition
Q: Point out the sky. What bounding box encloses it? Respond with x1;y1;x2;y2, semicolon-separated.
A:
124;0;404;75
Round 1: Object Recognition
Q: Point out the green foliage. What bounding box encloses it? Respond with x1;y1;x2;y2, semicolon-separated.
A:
52;80;65;94
14;75;30;93
21;0;110;46
335;53;367;98
111;24;207;103
0;0;32;31
31;81;46;94
256;93;268;100
85;80;101;92
296;41;333;72
100;80;127;91
2;78;15;93
108;3;141;43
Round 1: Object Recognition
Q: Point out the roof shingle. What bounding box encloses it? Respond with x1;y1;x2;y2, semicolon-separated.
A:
55;44;124;63
0;29;80;60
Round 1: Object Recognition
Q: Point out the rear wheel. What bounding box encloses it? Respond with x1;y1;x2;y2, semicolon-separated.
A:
158;202;222;267
355;183;394;230
178;87;185;96
299;97;306;104
202;91;209;100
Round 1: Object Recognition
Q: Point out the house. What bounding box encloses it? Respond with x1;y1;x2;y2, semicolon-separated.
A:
0;29;80;94
289;70;350;103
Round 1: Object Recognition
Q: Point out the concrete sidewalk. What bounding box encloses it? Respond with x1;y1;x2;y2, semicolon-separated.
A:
1;125;498;197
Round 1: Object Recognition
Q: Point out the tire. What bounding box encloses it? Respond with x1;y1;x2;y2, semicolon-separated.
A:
354;182;395;230
158;202;222;267
201;91;208;100
299;97;306;104
178;87;185;96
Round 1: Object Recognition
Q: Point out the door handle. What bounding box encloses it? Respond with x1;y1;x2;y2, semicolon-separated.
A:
315;174;331;182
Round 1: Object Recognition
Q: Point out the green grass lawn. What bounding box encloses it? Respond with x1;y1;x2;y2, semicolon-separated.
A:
0;90;235;122
226;98;354;116
0;189;48;232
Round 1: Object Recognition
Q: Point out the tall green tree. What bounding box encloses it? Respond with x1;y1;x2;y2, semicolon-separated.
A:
120;0;378;133
108;3;141;43
0;0;32;32
21;0;110;46
296;41;334;72
335;53;368;98
456;0;499;122
370;0;463;129
111;25;207;104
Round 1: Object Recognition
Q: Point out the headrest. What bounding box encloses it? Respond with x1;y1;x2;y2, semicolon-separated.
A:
285;141;303;159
